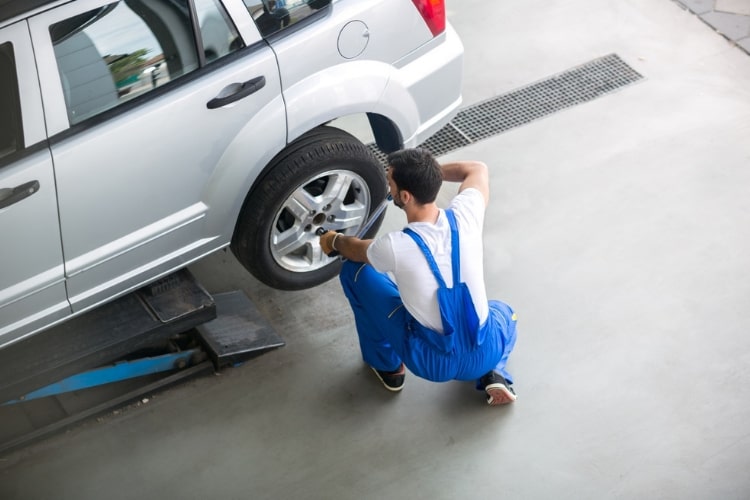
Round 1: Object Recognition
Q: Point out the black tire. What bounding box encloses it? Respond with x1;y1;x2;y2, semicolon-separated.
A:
232;126;388;290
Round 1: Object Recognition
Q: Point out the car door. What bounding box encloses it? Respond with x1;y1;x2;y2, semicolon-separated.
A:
27;0;285;312
0;20;70;346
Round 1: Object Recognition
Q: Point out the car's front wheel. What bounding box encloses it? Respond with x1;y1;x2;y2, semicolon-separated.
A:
232;126;388;290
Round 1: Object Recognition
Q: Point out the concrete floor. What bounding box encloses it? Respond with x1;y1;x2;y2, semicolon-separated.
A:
2;0;750;498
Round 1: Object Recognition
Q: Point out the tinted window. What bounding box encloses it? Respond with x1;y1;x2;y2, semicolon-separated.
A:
243;0;330;37
0;42;23;159
50;0;243;125
195;0;244;62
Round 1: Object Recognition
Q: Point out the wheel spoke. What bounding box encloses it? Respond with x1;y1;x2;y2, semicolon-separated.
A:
273;226;307;256
320;172;370;234
276;234;332;269
321;172;354;206
308;239;331;266
327;203;368;234
286;189;317;221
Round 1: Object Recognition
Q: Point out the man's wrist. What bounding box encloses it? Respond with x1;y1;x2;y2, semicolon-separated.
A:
331;233;342;251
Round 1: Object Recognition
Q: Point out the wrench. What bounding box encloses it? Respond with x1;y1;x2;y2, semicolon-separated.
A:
317;195;392;258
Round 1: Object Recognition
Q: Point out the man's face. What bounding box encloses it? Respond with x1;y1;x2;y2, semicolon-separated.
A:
386;167;405;209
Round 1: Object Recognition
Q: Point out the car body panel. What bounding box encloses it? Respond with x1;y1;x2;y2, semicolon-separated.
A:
276;0;463;146
382;23;464;146
28;0;285;312
0;20;70;344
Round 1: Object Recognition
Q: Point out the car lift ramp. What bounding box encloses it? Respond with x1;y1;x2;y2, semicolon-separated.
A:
0;269;284;454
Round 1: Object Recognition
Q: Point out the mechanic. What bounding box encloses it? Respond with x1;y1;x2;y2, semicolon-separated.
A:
319;148;519;405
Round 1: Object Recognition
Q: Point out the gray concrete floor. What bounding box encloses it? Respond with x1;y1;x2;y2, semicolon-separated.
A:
2;0;750;498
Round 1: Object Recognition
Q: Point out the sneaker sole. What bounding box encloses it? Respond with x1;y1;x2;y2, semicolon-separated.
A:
485;383;516;406
370;367;404;392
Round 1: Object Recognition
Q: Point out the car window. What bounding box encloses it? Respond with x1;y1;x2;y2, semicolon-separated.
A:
243;0;330;38
50;0;244;126
194;0;245;62
0;42;23;160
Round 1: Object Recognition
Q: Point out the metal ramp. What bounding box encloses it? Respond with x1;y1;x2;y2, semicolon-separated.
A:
0;269;284;454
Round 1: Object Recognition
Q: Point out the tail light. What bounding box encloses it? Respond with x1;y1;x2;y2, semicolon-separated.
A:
411;0;446;37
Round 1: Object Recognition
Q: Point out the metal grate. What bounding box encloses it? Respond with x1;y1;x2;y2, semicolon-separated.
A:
369;53;643;161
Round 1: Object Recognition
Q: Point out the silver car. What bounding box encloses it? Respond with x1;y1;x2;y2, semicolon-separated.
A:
0;0;463;348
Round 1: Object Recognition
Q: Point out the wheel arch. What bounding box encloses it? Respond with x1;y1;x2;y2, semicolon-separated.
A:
229;124;375;245
283;60;419;149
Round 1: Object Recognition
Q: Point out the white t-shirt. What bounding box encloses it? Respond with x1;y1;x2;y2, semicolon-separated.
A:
366;188;489;333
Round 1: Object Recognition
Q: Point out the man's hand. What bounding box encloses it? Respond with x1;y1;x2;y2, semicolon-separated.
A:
439;160;490;206
319;230;340;256
318;230;372;263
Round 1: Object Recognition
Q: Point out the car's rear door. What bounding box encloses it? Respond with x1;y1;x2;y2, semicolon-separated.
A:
27;0;285;312
0;20;70;346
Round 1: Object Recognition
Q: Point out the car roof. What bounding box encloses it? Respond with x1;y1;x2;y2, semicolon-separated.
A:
0;0;66;25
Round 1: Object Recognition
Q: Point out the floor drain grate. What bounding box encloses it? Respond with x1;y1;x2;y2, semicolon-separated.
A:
369;53;643;161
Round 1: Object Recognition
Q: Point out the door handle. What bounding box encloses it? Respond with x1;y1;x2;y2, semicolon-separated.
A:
0;180;40;209
207;76;266;109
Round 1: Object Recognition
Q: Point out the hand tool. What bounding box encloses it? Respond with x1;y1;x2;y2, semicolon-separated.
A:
317;194;392;258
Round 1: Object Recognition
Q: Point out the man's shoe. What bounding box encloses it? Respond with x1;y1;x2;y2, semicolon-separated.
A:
371;363;405;392
479;371;516;406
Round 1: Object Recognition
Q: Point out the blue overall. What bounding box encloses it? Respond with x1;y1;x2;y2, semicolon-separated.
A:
340;209;517;385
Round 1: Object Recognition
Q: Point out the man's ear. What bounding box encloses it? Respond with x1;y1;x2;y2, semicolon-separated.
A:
399;189;411;206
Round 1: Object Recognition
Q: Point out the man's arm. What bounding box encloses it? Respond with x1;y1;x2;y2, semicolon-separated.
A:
439;160;490;205
319;231;372;263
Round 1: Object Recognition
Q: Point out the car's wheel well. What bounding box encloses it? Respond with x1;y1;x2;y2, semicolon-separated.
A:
366;112;402;154
242;114;400;211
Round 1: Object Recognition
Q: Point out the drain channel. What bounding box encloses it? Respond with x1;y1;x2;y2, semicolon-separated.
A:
370;53;644;161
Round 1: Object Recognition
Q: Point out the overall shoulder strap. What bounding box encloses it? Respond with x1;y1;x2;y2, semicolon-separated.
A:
444;209;461;284
403;227;447;288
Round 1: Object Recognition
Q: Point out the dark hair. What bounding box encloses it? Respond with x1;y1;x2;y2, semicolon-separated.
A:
387;148;442;204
